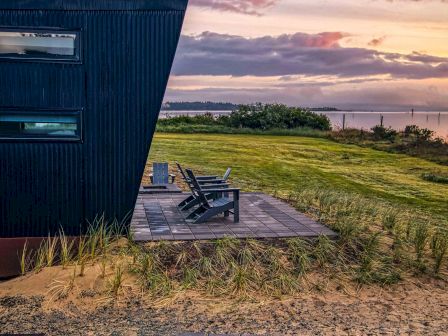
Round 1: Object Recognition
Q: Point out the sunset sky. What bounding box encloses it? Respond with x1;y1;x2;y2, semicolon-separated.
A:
165;0;448;111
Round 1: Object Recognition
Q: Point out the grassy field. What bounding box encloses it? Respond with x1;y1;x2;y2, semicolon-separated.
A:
149;133;448;218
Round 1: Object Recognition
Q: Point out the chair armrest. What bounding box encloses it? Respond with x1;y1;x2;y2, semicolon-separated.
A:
199;179;226;184
203;188;239;193
204;189;240;201
202;183;230;189
197;175;219;180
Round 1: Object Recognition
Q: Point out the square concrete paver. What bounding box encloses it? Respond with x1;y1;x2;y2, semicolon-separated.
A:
131;192;337;241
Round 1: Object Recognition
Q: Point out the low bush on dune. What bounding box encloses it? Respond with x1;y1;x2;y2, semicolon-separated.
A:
421;173;448;184
332;125;445;145
370;125;398;142
158;113;218;126
330;125;448;165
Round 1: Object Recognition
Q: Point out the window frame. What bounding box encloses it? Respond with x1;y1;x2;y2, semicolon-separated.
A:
0;26;82;63
0;107;83;143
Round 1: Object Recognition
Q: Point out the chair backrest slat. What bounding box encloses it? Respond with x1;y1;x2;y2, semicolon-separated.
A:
223;168;232;181
186;169;211;208
176;162;188;181
153;162;169;184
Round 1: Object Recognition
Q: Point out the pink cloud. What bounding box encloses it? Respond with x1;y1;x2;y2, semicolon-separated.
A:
295;32;349;48
368;36;387;47
190;0;279;15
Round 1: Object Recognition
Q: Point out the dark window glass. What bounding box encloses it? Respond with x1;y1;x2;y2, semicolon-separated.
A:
0;110;82;141
0;29;80;61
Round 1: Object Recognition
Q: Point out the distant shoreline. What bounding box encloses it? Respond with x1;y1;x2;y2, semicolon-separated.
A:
161;110;448;114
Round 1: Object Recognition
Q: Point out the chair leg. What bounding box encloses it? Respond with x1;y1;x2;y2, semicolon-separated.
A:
233;200;240;223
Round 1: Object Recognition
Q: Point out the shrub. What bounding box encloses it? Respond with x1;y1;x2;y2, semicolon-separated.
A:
421;173;448;184
371;125;398;142
226;103;331;131
158;112;219;126
404;125;435;142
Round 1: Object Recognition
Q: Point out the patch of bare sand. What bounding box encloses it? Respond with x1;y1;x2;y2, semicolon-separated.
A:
1;267;447;335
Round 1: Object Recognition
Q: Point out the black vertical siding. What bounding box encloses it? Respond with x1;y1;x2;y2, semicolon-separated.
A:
0;8;186;237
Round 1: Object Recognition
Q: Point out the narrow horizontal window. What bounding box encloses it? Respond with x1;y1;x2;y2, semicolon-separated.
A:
0;110;82;141
0;28;80;62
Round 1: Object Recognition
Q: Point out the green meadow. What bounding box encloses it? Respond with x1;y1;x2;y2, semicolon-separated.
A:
149;133;448;219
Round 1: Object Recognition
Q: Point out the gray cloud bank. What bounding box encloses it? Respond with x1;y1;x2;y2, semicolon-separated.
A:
172;32;448;80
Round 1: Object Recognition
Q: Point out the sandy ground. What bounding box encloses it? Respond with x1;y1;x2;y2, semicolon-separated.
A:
1;266;447;335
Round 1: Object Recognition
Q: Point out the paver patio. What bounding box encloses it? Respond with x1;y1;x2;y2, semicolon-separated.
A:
131;192;336;241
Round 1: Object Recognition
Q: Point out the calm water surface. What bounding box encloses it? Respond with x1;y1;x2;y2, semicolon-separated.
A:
160;110;448;139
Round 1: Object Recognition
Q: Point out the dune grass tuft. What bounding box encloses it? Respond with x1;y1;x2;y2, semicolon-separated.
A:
19;241;30;276
431;229;448;274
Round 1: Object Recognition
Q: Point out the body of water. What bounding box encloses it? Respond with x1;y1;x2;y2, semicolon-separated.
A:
160;110;231;118
160;110;448;139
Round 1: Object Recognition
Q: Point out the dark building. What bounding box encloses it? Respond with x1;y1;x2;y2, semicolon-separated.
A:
0;0;188;238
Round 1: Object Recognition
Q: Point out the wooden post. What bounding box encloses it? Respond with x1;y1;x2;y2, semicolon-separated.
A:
342;114;346;130
380;115;384;127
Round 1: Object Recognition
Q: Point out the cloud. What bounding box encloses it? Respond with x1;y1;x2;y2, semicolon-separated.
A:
172;31;448;79
189;0;279;15
406;51;448;63
368;36;386;47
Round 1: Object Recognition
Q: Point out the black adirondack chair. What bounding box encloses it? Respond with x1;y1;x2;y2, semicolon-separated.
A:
175;162;231;183
150;162;176;184
176;162;231;211
185;169;239;224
